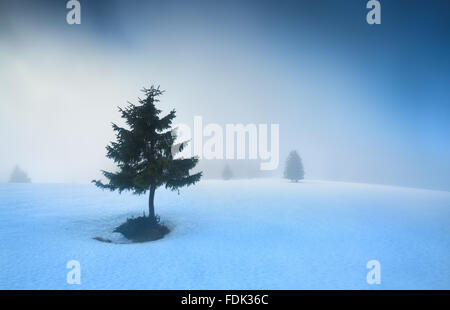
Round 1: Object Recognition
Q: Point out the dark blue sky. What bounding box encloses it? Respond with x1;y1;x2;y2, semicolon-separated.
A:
1;0;449;189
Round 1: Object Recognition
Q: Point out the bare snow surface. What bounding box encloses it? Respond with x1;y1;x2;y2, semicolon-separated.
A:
0;179;449;289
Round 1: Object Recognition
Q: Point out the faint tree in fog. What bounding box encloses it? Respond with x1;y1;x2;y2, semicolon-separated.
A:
9;165;31;183
93;86;202;225
284;151;304;182
222;164;233;180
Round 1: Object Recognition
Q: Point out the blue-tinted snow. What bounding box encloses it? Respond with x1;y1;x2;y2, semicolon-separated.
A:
0;179;449;289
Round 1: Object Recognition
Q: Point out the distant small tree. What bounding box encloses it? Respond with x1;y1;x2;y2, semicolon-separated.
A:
9;165;31;183
222;164;233;180
284;151;304;182
93;86;202;225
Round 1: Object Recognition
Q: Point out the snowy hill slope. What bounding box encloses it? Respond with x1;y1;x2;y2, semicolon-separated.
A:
0;179;449;289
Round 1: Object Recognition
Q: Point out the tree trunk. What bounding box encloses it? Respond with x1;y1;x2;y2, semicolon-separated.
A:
148;185;156;220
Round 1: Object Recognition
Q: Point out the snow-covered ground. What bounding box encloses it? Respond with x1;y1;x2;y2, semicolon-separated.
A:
0;179;449;289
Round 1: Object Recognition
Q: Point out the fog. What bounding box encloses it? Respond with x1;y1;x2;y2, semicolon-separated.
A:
1;0;449;191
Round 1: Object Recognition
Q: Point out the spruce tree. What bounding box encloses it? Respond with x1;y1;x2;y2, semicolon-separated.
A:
284;150;304;182
222;164;233;180
9;165;31;183
93;86;202;223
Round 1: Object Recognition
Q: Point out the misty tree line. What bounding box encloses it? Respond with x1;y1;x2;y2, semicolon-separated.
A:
220;150;304;182
7;151;305;184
